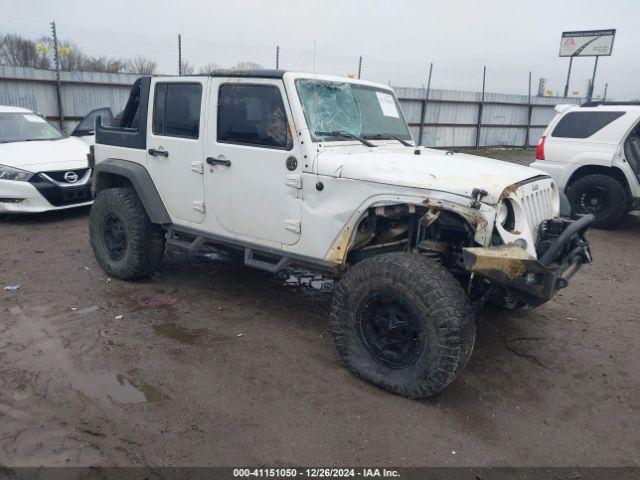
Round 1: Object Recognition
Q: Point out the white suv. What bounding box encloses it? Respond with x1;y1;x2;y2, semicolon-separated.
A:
0;106;92;213
531;102;640;228
89;71;593;398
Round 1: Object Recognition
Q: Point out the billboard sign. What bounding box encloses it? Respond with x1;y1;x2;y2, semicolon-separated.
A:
559;29;616;57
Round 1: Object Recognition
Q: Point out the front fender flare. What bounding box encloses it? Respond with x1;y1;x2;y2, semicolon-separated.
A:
94;158;171;225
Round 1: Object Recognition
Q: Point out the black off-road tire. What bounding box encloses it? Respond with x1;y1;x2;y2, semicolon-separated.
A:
330;252;476;399
89;187;165;280
567;174;626;229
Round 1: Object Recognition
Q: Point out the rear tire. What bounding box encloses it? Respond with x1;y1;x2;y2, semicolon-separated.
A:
566;174;626;229
89;187;165;279
330;252;476;399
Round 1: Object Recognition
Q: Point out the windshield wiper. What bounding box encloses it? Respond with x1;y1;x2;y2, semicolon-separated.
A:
315;130;376;147
363;133;413;147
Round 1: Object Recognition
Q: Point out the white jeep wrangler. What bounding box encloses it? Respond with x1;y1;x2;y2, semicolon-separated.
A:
89;71;592;398
531;102;640;229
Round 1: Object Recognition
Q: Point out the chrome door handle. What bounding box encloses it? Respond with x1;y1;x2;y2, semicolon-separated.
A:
206;157;231;167
148;148;169;157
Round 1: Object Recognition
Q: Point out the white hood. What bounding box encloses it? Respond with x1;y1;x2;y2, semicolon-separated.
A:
0;137;89;172
316;145;548;205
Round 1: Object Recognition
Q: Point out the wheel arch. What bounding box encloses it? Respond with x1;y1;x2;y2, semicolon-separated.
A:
93;158;171;225
567;165;632;200
326;200;479;267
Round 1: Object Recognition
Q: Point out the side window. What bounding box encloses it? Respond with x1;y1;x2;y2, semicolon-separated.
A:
217;84;292;149
153;83;202;139
552;111;625;138
120;81;142;129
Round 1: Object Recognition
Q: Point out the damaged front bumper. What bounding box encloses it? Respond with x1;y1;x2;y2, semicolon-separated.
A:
462;214;593;307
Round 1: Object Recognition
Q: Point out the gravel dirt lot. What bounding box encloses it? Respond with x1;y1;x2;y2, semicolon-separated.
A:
1;150;639;467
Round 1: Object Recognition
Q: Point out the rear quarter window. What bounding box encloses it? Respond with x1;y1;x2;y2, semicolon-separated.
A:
551;111;625;139
152;83;202;139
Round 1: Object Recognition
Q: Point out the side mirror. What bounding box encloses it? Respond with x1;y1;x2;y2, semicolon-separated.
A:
72;108;113;137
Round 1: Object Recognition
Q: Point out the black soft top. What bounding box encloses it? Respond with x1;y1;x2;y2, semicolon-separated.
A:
190;69;287;79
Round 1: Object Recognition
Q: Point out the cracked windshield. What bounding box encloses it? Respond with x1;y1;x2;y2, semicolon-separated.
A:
295;79;412;142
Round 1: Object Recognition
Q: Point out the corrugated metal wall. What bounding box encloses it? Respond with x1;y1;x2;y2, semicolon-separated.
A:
1;65;583;146
0;66;138;132
394;86;583;148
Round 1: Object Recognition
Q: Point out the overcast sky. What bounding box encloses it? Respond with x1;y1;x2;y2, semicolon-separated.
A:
1;0;638;99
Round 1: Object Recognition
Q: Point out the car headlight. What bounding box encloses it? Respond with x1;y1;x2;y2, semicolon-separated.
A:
0;165;34;182
497;201;509;225
497;199;515;231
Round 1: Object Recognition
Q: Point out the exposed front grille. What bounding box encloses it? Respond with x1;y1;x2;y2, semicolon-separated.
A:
29;170;93;207
520;184;556;233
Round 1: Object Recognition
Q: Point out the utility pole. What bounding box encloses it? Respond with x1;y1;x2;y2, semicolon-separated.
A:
50;21;64;132
276;45;280;69
178;34;182;75
587;56;599;101
417;62;433;147
525;71;532;148
357;56;362;79
537;78;546;97
603;83;609;101
563;56;574;98
475;66;486;149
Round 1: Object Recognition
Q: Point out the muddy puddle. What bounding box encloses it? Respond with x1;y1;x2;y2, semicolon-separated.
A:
4;304;166;407
152;323;207;344
71;371;166;404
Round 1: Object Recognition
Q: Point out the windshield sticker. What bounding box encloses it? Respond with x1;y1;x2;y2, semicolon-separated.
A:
23;114;47;123
376;92;400;118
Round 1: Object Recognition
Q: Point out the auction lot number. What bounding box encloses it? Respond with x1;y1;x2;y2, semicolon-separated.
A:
234;468;400;478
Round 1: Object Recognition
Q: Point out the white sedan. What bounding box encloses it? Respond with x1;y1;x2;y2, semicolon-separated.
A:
0;106;92;213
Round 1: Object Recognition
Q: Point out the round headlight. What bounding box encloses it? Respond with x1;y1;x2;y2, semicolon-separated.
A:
497;199;516;231
497;201;509;225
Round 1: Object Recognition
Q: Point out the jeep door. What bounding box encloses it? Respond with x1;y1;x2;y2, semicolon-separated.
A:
146;78;207;224
204;78;302;246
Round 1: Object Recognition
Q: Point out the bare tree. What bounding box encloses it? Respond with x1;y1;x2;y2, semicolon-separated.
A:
0;34;50;69
84;56;128;73
234;61;263;70
35;37;87;71
61;49;86;71
181;60;195;75
127;56;157;75
198;62;221;74
34;37;130;73
1;33;150;75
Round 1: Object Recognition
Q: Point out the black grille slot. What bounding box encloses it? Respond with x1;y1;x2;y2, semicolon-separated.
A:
29;172;92;207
